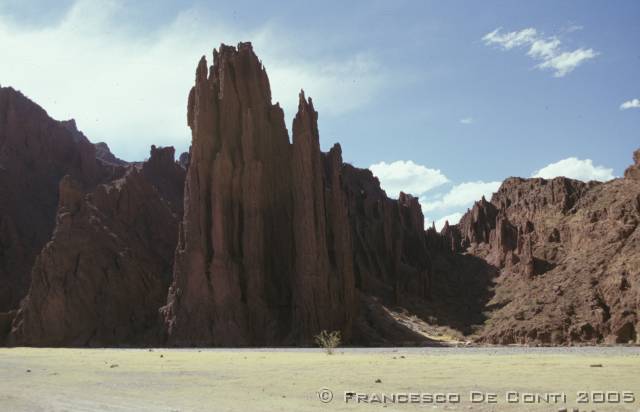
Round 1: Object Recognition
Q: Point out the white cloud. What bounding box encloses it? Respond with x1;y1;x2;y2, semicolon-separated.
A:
532;157;615;181
421;181;501;213
527;38;561;60
460;117;474;124
370;160;499;230
620;98;640;110
483;27;537;50
369;160;449;197
536;48;598;77
0;0;385;160
483;27;597;77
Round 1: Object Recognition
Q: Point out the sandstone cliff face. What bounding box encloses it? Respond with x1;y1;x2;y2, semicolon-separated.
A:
163;43;430;346
0;87;113;312
445;157;640;345
8;146;184;346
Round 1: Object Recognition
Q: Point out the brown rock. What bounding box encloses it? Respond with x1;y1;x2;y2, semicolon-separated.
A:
163;43;431;346
0;87;114;311
8;147;184;346
624;149;640;180
163;43;295;346
445;158;639;345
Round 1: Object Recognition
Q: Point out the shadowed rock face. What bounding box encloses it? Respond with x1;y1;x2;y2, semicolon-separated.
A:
0;87;118;312
444;161;640;345
2;42;636;348
8;147;185;346
162;43;431;346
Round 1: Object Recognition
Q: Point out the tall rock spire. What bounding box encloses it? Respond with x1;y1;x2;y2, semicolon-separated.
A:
163;43;430;346
163;43;294;345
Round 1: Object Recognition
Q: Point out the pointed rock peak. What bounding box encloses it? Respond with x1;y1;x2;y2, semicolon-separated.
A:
329;143;342;157
624;148;640;180
61;118;78;131
213;42;258;66
148;145;176;166
196;56;208;82
297;89;315;114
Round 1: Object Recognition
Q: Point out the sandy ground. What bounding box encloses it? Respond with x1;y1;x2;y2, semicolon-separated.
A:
0;347;639;411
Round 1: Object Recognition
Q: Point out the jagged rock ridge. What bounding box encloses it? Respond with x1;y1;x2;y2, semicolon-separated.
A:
8;146;185;346
442;162;640;345
162;42;431;346
0;87;120;312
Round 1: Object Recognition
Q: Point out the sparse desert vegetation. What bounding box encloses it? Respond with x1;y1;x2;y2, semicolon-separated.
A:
314;330;341;354
1;347;639;411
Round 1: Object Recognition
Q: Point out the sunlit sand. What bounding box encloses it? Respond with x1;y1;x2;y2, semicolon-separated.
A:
1;347;638;411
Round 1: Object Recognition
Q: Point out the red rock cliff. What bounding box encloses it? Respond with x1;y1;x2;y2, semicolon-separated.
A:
8;146;185;346
162;43;430;346
0;87;115;312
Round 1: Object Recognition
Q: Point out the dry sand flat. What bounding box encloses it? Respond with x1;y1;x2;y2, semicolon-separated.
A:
0;347;639;411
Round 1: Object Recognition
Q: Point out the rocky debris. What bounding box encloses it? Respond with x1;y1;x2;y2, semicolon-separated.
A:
162;43;431;346
8;147;185;346
0;87;113;311
443;158;640;345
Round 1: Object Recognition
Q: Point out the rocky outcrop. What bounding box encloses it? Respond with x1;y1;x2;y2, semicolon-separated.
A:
162;43;297;346
94;142;127;167
0;87;113;311
624;149;640;180
162;43;431;346
444;158;640;345
3;42;635;349
291;100;357;342
341;165;431;304
8;147;185;346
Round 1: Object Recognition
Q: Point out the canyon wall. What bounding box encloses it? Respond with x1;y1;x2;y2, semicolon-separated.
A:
7;146;185;346
443;161;640;345
1;43;637;347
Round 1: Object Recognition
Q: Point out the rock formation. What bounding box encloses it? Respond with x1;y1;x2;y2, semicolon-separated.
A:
443;157;640;345
624;149;640;180
8;146;185;346
1;43;637;348
162;43;431;346
0;87;116;312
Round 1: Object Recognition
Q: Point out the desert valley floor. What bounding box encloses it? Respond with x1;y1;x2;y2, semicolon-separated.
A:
1;347;639;411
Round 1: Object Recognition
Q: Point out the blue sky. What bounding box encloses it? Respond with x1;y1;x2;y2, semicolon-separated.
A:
1;0;638;227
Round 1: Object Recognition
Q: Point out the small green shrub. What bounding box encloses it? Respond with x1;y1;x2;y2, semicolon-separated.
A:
314;330;341;355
